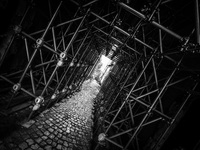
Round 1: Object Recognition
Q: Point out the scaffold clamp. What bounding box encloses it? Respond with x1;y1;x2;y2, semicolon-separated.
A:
13;25;22;34
35;38;44;48
13;83;21;92
57;59;64;67
35;96;44;104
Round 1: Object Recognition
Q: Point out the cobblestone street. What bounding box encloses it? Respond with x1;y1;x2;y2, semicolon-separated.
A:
0;79;100;150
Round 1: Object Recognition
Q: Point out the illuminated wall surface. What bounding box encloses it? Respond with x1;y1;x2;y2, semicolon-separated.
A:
0;79;100;150
91;55;113;84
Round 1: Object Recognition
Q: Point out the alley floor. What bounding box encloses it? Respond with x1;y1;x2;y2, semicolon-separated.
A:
0;79;100;150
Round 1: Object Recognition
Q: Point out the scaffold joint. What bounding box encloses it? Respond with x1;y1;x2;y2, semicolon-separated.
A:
57;59;64;67
35;96;44;104
13;25;22;34
13;83;21;93
35;38;44;48
59;52;66;59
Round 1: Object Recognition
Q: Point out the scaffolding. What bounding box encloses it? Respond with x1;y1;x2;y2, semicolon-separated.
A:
0;0;200;150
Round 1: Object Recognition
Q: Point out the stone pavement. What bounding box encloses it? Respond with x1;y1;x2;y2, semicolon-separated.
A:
0;79;100;150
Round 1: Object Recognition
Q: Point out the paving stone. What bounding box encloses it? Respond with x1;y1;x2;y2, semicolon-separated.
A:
44;145;52;150
35;138;42;144
0;145;7;150
58;133;62;138
48;128;54;132
45;120;51;124
41;136;48;140
49;134;55;139
46;139;52;145
54;130;58;135
61;146;68;150
36;130;43;136
31;144;39;150
19;142;28;149
73;139;77;144
68;143;73;148
26;139;34;145
40;141;47;147
63;141;68;147
9;143;17;148
40;128;46;133
44;131;50;136
2;79;100;150
52;141;57;147
61;135;67;141
56;144;62;149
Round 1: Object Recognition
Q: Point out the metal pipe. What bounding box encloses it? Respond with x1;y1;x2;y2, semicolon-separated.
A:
24;38;36;94
104;56;143;133
109;128;134;139
64;8;90;53
142;26;147;57
50;11;115;40
142;117;162;127
91;12;154;50
137;89;159;99
51;26;60;84
65;41;91;87
22;31;60;55
19;0;33;26
141;27;151;103
87;53;100;78
39;49;47;92
105;137;124;149
19;48;38;83
94;68;131;134
57;8;81;50
129;76;189;121
152;57;163;112
125;51;157;101
69;0;79;6
40;65;59;96
104;53;155;143
154;82;199;149
0;75;36;98
83;0;99;7
119;2;183;41
34;60;55;68
123;55;184;149
158;9;163;54
152;21;183;41
41;1;62;39
195;0;200;44
54;29;91;92
76;63;91;87
128;102;135;126
69;47;91;86
48;0;52;18
30;16;83;36
90;12;110;24
34;55;57;91
93;26;141;55
141;60;151;103
132;75;189;96
52;27;57;52
148;0;162;21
